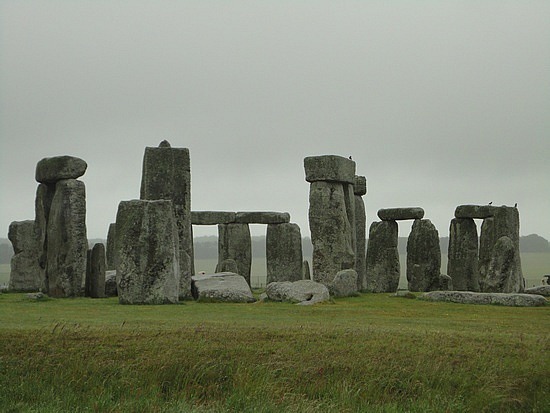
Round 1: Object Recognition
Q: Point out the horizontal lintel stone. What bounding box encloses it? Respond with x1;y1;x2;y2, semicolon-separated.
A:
304;155;356;184
454;204;498;219
191;211;236;225
235;211;290;224
35;156;87;184
377;207;424;221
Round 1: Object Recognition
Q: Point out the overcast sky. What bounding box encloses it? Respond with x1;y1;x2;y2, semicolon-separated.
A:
1;1;549;243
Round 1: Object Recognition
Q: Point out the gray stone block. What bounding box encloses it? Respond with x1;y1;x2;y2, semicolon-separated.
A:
328;269;358;297
304;155;356;184
235;211;290;224
8;220;42;292
407;219;441;292
378;207;424;221
266;223;303;284
353;175;367;196
106;223;116;270
447;218;479;291
35;156;87;184
265;280;330;305
191;211;236;225
191;272;255;303
419;291;547;307
455;204;497;219
365;220;400;293
218;223;252;285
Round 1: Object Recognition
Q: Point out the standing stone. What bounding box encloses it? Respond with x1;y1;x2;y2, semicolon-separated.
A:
328;269;358;297
479;206;523;292
34;183;55;290
407;219;441;292
115;200;180;304
8;220;42;291
140;141;193;299
218;223;252;285
302;260;311;280
46;179;88;297
354;176;367;291
447;218;479;291
482;236;523;293
266;223;303;284
106;223;116;270
365;220;400;293
86;243;106;298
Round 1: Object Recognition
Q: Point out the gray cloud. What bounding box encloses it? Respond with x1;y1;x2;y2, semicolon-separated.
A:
1;1;549;241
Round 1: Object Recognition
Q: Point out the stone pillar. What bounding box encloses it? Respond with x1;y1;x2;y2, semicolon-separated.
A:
266;223;303;284
354;175;367;291
85;243;106;298
115;199;180;304
8;220;42;292
35;183;55;289
304;155;355;286
406;219;441;292
140;140;193;299
365;220;400;292
218;223;252;285
106;223;116;270
447;218;479;291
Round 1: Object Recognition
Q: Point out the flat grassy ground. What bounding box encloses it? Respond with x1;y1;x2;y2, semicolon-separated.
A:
0;292;548;412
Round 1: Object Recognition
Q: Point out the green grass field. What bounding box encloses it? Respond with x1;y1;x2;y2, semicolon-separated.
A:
0;293;548;412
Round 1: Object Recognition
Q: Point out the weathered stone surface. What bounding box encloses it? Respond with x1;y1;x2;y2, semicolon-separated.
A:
35;156;87;184
8;220;42;292
438;274;453;291
266;223;303;284
447;218;479;291
455;204;497;219
378;207;424;221
302;260;311;280
479;206;523;292
105;270;117;297
46;179;88;297
140;142;193;299
308;181;355;285
354;194;367;291
419;291;547;307
191;211;236;225
481;236;523;293
406;219;441;292
304;155;356;184
35;183;55;287
365;220;400;293
85;243;106;298
215;259;239;274
115;200;180;304
265;280;330;305
328;269;358;297
191;272;255;303
235;211;290;224
218;223;252;285
106;223;116;270
353;175;367;196
524;285;550;297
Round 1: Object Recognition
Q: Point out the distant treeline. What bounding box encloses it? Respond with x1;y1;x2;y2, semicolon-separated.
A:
0;234;548;264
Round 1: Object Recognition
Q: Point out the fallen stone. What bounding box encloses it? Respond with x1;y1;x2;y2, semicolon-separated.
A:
378;207;424;221
407;219;441;292
304;155;356;184
455;204;497;219
35;156;87;184
265;280;330;305
191;272;255;303
266;223;303;284
191;211;236;225
328;269;358;298
26;292;45;300
419;291;547;307
524;285;550;297
105;270;117;297
235;211;290;224
365;220;400;293
115;199;180;304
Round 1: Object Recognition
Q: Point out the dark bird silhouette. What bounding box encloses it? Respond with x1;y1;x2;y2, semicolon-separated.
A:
514;203;518;207
488;202;493;205
348;156;352;160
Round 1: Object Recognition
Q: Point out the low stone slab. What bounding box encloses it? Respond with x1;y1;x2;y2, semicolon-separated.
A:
265;280;330;305
354;175;367;196
328;269;358;298
378;207;424;221
35;156;87;184
191;211;236;225
191;272;255;303
455;205;498;219
419;291;547;307
304;155;355;184
235;212;290;224
524;285;550;297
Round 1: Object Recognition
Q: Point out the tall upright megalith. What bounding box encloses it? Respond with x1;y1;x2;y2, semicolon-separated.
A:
218;223;252;285
447;218;479;291
8;220;42;291
364;220;400;293
115;200;180;304
33;156;88;297
266;223;303;284
106;223;117;270
406;219;441;292
140;141;193;299
304;155;356;286
85;243;106;298
353;175;367;291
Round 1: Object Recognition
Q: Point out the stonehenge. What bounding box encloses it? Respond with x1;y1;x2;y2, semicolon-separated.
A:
365;220;400;293
7;220;42;292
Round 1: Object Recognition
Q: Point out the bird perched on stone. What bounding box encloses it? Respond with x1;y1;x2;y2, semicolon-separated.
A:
514;203;518;207
348;156;353;160
488;202;493;205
